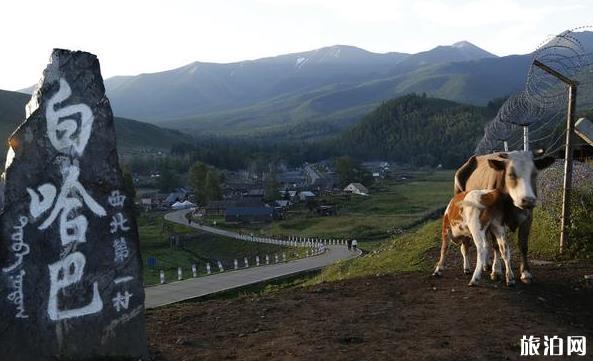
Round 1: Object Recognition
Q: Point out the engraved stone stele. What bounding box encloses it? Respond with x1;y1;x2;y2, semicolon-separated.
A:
0;49;148;361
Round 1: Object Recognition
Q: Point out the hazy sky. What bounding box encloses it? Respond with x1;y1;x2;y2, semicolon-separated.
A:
0;0;590;90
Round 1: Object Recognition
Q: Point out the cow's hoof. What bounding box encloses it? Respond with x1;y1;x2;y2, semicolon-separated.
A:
520;271;533;285
506;279;516;287
491;272;502;281
464;268;472;275
432;271;442;278
468;280;479;287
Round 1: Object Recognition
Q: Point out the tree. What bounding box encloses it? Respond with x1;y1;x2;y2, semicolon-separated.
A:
204;170;222;203
264;172;281;202
158;166;180;193
335;156;372;188
122;168;136;201
336;156;355;187
189;161;209;203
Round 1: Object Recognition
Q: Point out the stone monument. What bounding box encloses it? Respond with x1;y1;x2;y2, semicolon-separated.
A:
0;49;148;360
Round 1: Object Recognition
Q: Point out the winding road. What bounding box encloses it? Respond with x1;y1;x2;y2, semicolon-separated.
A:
145;209;360;308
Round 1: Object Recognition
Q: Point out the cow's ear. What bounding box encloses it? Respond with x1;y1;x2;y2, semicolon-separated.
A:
488;159;506;170
498;152;509;159
535;156;555;170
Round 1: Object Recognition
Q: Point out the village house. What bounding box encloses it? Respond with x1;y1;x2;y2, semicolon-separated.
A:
201;198;264;216
277;170;306;189
279;190;298;201
225;207;275;224
362;161;390;179
165;187;190;205
344;183;369;196
245;188;265;199
298;190;316;201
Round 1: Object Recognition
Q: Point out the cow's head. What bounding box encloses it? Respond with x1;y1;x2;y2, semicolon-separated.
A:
488;151;555;209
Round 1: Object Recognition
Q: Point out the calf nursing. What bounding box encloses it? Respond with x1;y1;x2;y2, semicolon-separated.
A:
433;189;515;286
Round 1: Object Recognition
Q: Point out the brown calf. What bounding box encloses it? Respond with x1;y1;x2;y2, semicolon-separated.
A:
433;189;515;286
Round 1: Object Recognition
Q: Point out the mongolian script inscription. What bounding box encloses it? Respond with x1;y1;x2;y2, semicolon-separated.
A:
3;216;30;318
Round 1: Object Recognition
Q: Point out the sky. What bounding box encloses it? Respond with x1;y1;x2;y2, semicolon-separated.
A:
0;0;591;90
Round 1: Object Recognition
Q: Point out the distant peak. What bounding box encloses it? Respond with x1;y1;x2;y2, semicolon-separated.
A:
452;41;475;48
448;40;497;57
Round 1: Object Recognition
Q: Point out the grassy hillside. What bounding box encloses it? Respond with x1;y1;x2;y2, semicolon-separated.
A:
314;220;440;284
337;94;496;167
0;89;192;156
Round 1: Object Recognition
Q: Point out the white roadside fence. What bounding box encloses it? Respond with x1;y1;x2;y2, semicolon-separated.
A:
156;234;351;284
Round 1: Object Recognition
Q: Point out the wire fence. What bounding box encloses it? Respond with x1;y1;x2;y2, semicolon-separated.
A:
476;26;593;156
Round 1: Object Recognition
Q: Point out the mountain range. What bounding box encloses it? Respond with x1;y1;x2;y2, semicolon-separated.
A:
15;32;593;142
100;40;509;138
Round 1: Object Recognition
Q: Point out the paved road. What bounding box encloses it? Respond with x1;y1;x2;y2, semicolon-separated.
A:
145;210;359;308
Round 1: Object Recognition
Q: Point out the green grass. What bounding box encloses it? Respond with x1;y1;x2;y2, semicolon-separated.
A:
138;212;300;285
311;220;440;284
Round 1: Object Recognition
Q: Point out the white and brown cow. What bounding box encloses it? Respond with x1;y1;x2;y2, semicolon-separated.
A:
434;189;513;286
452;150;554;284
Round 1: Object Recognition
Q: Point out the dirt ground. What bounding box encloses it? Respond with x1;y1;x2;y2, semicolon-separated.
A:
146;262;593;361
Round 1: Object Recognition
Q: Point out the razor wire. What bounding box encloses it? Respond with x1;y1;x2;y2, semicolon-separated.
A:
476;26;593;156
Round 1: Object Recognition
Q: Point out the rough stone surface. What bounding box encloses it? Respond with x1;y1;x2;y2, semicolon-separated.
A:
0;49;148;360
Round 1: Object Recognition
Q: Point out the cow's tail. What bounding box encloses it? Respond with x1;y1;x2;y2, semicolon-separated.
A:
454;155;477;195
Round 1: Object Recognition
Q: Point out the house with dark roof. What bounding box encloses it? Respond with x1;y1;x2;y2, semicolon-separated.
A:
225;207;275;224
245;189;265;199
165;187;190;205
203;199;264;216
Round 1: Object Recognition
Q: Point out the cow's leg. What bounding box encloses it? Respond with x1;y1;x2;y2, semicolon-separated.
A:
482;231;494;273
433;229;450;277
468;228;488;287
493;224;515;286
460;237;472;275
518;215;533;284
490;247;503;281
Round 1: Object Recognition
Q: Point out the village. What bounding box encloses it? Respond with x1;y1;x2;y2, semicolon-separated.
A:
132;160;396;228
